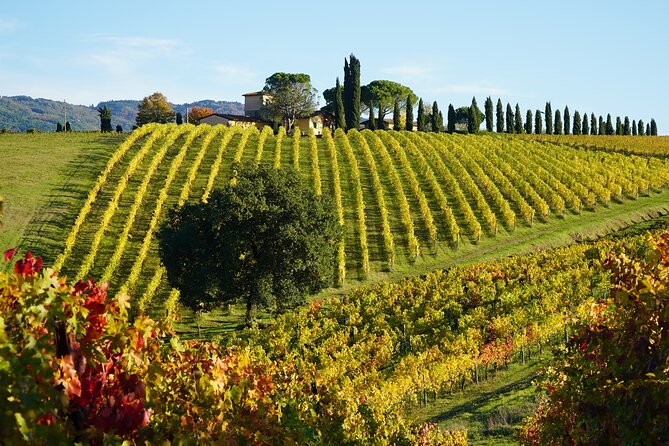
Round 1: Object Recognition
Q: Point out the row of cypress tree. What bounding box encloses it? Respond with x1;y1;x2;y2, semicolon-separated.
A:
483;97;658;136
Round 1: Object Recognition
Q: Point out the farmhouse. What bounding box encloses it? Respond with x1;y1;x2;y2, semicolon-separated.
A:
198;113;271;130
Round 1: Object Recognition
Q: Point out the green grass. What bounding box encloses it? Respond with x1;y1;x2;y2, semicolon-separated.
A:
0;132;124;257
408;355;551;445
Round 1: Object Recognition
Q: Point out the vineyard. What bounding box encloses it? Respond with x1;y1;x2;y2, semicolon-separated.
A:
52;123;669;316
521;133;669;156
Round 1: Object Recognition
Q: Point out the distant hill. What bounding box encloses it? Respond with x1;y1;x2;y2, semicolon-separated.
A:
0;96;244;132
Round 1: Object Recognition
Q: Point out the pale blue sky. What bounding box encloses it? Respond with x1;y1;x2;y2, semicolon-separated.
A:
1;0;667;132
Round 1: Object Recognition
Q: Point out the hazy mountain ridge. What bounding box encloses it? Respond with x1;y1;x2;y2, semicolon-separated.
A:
0;96;244;132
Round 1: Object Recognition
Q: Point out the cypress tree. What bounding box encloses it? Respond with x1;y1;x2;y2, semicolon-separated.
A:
545;102;553;134
368;103;376;130
638;120;644;136
525;109;533;134
496;99;504;132
514;103;523;133
598;116;604;135
98;106;113;132
632;120;637;136
605;114;613;135
554;109;562;134
417;98;425;132
393;99;401;131
432;101;440;132
623;116;630;135
405;95;414;131
447;104;456;132
378;105;385;130
564;106;570;135
646;123;651;136
651;119;658;136
505;103;513;133
582;113;589;135
573;110;581;135
590;114;597;135
65;121;72;132
56;122;63;132
484;96;494;131
343;58;351;129
349;54;361;130
438;111;444;132
176;112;183;125
615;117;622;135
535;110;543;134
335;77;346;129
470;97;481;133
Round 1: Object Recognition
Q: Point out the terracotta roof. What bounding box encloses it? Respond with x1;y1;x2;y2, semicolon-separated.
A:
200;113;271;124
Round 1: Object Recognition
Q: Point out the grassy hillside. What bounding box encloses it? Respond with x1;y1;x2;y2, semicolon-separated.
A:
41;124;669;319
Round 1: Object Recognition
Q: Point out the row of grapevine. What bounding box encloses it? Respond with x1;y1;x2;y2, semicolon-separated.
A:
348;130;396;269
201;127;240;202
322;129;346;285
273;126;285;169
292;126;301;170
308;128;322;196
254;125;273;166
53;123;159;272
364;131;420;258
335;129;370;276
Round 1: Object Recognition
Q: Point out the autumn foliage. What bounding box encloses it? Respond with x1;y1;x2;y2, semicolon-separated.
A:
187;106;215;123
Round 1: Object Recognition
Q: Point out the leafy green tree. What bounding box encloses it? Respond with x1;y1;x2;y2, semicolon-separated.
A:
599;116;604;135
554;109;562;134
98;106;113;132
632;119;637;136
615;116;622;135
525;109;533;134
393;100;401;130
651;119;658;136
638;119;645;136
431;101;440;132
582;112;589;135
447;104;456;132
505;103;513;133
535;110;543;134
417;98;426;132
496;99;504;133
136;92;176;126
367;102;376;130
573;110;581;135
360;80;417;124
335;78;346;130
405;95;414;131
514;103;523;133
605;114;614;135
175;112;183;125
545;102;553;134
484;96;494;131
262;72;318;131
563;106;570;135
623;116;630;135
158;165;341;323
590;114;597;135
468;97;481;133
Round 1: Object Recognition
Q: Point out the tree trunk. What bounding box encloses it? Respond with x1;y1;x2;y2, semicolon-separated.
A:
245;300;257;326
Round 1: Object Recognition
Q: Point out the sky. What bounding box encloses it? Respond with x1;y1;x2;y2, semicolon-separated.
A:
1;0;667;133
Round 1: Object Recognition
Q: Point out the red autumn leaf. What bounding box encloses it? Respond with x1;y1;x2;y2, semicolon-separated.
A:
3;247;17;262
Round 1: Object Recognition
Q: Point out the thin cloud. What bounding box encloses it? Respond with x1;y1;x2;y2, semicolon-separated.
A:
0;18;22;33
85;36;184;75
431;84;511;96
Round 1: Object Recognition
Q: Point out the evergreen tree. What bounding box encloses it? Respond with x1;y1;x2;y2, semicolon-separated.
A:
554;109;562;134
582;113;589;135
417;98;426;132
65;121;72;132
393;99;401;131
335;77;346;130
545;102;553;134
598;116;604;135
506;103;514;133
349;54;361;130
496;98;504;132
590;114;597;135
343;58;351;128
623;116;630;135
378;106;386;130
525;109;533;134
405;95;414;131
564;106;571;135
470;97;481;133
98;106;113;132
484;96;494;131
56;122;63;132
175;112;183;125
432;101;440;132
651;119;658;136
605;114;614;135
116;125;123;133
535;110;543;134
638;119;644;136
514;103;523;133
573;110;581;135
615;116;622;135
368;102;376;130
447;104;456;132
632;120;637;136
438;111;444;132
646;123;651;136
